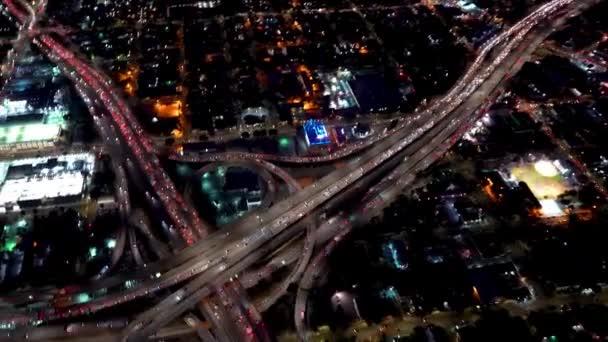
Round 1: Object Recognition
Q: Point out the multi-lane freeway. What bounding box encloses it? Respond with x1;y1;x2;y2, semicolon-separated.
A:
0;0;594;340
293;3;595;337
121;1;589;339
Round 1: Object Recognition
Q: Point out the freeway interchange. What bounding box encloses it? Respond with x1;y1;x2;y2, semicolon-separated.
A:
0;0;596;340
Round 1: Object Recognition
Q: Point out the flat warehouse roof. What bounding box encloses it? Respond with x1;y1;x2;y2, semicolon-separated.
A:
0;173;85;204
0;153;95;210
0;122;61;145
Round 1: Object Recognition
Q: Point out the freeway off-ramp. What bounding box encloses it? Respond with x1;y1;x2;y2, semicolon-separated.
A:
121;0;590;339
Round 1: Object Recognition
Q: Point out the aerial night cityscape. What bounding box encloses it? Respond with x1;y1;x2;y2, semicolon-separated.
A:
0;0;608;341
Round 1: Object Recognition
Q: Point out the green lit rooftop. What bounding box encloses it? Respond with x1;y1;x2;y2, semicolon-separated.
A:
0;122;62;146
0;103;67;147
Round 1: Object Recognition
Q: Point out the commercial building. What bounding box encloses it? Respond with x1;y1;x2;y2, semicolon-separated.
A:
0;98;66;150
303;119;330;147
0;153;95;214
320;69;359;113
0;58;70;151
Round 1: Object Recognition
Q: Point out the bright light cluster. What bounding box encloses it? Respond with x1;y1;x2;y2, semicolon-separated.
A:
539;199;564;217
534;160;559;177
0;123;61;146
0;99;31;119
0;98;67;148
0;153;95;212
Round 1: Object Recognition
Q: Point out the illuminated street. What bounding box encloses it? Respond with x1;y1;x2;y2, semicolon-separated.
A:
0;0;607;341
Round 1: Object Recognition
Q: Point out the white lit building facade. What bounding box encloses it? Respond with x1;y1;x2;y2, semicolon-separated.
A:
0;153;95;213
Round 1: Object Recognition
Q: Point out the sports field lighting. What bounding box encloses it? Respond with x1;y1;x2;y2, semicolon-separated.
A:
534;160;559;177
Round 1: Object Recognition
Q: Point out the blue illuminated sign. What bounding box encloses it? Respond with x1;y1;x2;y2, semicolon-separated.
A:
303;120;330;146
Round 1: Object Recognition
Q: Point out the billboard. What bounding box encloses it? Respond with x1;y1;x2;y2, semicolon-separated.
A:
303;119;330;146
